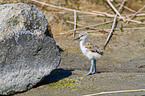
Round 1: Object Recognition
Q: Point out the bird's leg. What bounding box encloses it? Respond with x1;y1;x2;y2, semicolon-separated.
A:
85;58;94;76
92;59;97;74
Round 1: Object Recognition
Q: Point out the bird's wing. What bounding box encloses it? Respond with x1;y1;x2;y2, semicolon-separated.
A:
85;42;103;55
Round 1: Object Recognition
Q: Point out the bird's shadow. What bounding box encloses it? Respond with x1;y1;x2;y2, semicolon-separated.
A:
33;68;74;88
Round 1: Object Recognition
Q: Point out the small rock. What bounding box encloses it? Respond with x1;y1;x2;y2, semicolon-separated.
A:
0;3;61;95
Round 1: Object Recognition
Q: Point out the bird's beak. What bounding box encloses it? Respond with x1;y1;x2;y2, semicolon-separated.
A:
74;37;80;40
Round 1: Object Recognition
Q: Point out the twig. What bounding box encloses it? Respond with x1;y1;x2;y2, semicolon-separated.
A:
127;14;145;17
106;3;136;13
31;0;76;11
104;14;117;49
55;32;73;36
55;29;109;36
104;0;126;49
55;27;145;36
66;20;84;27
115;27;145;30
85;30;116;34
104;27;145;31
123;6;136;13
92;11;116;17
107;0;122;17
107;0;125;21
69;21;113;32
66;21;110;33
125;19;142;24
31;0;142;24
92;11;142;24
31;0;105;16
73;10;77;38
126;5;145;25
106;4;120;13
83;89;145;96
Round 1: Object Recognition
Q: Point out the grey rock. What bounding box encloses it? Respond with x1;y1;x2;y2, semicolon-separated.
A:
0;3;61;95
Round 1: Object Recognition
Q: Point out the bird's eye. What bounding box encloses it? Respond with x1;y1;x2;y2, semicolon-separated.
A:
80;35;84;37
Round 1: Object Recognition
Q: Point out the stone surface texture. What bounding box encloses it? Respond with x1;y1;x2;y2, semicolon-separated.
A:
0;3;61;95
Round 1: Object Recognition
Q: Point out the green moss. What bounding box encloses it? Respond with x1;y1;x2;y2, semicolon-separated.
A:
47;78;80;88
123;75;135;79
1;2;6;5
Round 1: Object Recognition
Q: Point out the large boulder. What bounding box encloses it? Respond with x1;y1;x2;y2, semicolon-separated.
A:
0;3;61;95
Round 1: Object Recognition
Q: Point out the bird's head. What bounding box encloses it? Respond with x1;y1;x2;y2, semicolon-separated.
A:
74;31;88;41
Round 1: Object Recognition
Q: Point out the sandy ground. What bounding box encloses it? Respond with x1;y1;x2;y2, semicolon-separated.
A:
14;28;145;96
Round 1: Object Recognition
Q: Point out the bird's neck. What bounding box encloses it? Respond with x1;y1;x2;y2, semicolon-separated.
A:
80;37;88;45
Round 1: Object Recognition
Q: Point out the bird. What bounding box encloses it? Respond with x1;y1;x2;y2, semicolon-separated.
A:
74;31;103;75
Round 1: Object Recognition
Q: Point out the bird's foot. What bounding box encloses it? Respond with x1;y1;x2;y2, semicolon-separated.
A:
85;71;96;76
92;70;96;74
85;72;92;76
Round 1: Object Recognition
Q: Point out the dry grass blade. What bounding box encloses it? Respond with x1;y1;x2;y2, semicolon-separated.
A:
106;3;120;12
31;0;142;24
69;21;113;32
93;11;116;17
104;27;145;31
115;27;145;30
66;20;84;27
103;14;117;49
104;0;126;49
31;0;105;16
83;89;145;96
54;30;108;36
31;0;76;11
107;0;125;21
126;5;145;25
123;6;136;13
106;3;136;13
127;14;145;17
